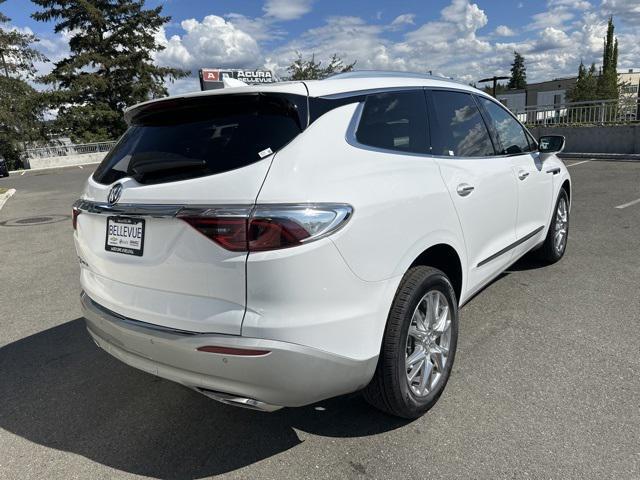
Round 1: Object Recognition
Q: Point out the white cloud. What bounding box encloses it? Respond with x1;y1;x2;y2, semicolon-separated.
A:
154;15;261;71
224;13;285;42
534;26;572;50
441;0;488;32
263;0;313;21
529;8;575;30
549;0;592;9
390;14;416;29
494;25;516;36
17;0;640;97
601;0;640;22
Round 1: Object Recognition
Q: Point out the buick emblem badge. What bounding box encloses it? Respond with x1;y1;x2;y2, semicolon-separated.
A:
107;183;123;206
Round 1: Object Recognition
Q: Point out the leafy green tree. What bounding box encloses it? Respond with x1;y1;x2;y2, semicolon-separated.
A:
32;0;189;143
568;61;598;102
0;0;48;169
508;51;526;90
596;16;619;100
287;52;356;80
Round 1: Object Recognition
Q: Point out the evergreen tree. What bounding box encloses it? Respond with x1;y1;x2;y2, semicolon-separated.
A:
568;61;598;102
0;0;48;169
287;52;356;80
32;0;189;142
596;16;619;100
585;63;598;99
508;51;526;90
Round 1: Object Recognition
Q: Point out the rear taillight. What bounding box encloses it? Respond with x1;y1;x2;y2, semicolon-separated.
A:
179;204;352;252
180;217;248;251
72;207;81;230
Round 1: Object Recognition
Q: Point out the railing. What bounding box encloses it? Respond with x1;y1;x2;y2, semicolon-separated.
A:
513;98;639;126
24;141;117;159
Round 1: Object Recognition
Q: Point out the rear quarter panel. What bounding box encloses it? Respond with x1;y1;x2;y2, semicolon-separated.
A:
257;102;468;290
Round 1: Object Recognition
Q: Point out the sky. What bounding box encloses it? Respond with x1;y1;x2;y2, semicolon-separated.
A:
1;0;639;95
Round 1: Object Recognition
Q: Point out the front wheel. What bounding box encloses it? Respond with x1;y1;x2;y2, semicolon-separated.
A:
364;266;458;419
538;189;569;264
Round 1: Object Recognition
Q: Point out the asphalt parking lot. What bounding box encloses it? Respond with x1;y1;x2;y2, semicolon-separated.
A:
0;159;639;479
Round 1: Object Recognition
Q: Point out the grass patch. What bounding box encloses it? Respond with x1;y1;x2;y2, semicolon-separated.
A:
0;187;8;195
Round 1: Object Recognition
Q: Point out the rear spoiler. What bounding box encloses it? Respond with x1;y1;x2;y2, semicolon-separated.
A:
124;91;310;130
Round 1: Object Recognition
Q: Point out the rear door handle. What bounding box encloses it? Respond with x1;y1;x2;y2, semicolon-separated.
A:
456;183;475;196
518;170;530;180
546;167;561;175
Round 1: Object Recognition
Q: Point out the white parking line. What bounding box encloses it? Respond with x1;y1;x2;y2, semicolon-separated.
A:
20;171;26;175
567;160;591;167
615;198;640;209
78;165;83;169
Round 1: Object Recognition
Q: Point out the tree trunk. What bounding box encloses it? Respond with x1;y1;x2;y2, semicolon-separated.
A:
0;49;9;77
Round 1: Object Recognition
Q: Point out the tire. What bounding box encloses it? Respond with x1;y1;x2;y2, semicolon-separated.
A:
364;266;458;419
538;189;569;264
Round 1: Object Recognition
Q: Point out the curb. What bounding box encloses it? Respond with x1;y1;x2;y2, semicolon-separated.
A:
560;153;640;161
0;188;16;211
9;161;101;174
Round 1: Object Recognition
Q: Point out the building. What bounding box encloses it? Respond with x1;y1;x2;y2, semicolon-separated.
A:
618;68;640;101
498;69;640;113
497;76;577;113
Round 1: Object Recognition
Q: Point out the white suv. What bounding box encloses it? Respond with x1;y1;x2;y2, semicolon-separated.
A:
74;71;571;418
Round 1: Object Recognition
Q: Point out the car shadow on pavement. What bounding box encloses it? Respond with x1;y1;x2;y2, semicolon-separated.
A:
0;318;408;479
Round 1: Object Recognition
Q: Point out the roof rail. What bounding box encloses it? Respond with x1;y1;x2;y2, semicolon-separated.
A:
327;70;458;83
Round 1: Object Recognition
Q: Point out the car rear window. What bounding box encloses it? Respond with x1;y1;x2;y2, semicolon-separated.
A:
93;92;307;185
355;91;429;154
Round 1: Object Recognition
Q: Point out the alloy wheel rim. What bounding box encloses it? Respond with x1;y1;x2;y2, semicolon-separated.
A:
405;290;452;397
554;197;568;255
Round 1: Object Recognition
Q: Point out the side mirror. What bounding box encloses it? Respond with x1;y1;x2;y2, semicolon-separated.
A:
538;135;565;155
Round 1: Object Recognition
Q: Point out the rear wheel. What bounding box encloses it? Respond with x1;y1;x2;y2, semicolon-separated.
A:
364;266;458;419
538;189;569;264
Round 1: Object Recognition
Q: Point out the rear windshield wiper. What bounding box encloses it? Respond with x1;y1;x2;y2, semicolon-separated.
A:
129;154;207;182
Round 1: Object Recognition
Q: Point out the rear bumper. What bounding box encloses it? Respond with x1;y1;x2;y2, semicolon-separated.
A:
82;292;377;409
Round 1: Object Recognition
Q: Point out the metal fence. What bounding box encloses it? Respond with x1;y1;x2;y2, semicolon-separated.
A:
23;141;117;159
513;98;639;126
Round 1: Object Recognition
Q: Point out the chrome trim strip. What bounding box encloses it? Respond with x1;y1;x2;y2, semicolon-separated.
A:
196;388;283;412
73;199;186;217
321;85;426;100
253;203;353;243
477;226;545;268
73;200;254;218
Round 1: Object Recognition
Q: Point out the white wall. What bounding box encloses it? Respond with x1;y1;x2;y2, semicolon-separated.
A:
497;92;526;112
536;89;566;106
27;152;107;170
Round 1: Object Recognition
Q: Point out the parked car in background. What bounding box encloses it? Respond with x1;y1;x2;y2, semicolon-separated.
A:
0;156;9;177
73;71;571;419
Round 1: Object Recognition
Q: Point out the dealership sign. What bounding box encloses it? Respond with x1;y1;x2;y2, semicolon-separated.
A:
199;68;276;90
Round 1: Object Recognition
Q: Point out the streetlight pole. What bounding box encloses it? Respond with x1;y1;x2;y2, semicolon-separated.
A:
478;76;509;97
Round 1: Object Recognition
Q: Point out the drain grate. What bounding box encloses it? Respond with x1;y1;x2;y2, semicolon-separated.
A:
0;214;70;227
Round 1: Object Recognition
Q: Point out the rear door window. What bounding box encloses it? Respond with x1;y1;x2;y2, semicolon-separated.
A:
477;96;533;154
355;91;429;154
93;93;307;185
429;90;495;157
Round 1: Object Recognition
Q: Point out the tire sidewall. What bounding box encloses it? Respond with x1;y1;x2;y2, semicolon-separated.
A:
550;190;570;260
395;271;459;416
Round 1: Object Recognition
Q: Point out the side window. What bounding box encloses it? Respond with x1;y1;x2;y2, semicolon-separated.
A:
477;96;532;154
429;90;495;157
355;91;429;154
